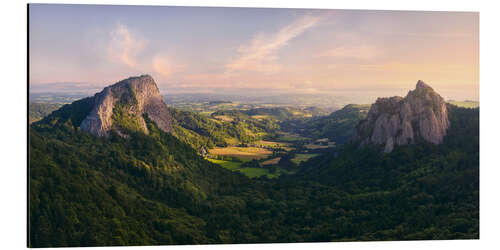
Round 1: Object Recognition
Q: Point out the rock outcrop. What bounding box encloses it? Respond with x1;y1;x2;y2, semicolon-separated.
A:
80;75;172;137
355;80;449;152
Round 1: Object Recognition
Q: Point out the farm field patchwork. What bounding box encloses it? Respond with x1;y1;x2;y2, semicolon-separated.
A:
209;146;272;160
291;153;320;165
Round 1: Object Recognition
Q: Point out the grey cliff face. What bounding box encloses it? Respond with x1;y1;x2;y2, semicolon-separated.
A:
355;80;449;152
80;75;172;137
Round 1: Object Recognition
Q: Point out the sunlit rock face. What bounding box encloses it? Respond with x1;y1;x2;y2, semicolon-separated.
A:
80;75;172;137
355;80;449;152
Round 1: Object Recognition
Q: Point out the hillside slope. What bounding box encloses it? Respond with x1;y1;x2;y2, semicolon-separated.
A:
29;100;254;246
280;104;370;144
29;102;63;123
29;77;479;246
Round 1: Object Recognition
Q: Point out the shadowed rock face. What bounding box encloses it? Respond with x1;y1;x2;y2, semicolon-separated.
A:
80;75;172;137
355;80;449;152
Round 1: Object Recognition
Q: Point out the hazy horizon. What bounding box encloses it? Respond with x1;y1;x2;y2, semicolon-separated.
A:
29;4;479;101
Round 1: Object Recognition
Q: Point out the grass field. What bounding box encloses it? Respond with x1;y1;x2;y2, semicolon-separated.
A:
276;132;309;142
304;138;335;149
207;158;282;178
291;111;312;118
239;167;288;179
198;111;214;116
261;157;281;165
209;146;272;160
255;140;289;147
305;144;329;149
251;115;270;120
305;143;335;149
254;140;293;150
206;158;244;170
291;153;320;165
213;115;234;122
237;168;269;178
448;100;479;108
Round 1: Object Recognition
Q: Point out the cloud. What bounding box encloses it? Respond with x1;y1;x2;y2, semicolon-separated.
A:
225;15;320;73
317;45;381;60
152;55;184;80
105;25;182;82
107;24;146;68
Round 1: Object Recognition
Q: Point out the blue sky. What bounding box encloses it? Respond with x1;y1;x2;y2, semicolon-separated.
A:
29;4;479;100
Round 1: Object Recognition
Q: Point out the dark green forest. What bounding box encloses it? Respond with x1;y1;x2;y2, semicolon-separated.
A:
29;102;479;247
280;104;370;144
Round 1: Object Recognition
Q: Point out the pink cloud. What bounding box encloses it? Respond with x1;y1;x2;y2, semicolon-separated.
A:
152;55;185;81
107;24;147;68
225;15;321;74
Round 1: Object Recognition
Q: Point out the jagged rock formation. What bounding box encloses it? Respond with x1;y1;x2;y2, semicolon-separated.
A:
80;75;172;137
355;80;449;152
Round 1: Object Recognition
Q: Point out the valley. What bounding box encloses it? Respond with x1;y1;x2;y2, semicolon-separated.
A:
29;92;479;180
31;95;358;178
162;100;368;178
28;77;479;246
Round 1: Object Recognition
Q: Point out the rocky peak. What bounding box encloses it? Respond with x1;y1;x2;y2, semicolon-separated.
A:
80;75;172;137
355;80;449;152
416;79;432;90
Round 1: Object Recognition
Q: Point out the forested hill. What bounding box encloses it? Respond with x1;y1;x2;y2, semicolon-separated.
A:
29;97;479;246
29;102;63;123
280;104;370;144
289;104;479;238
168;107;278;150
29;99;255;246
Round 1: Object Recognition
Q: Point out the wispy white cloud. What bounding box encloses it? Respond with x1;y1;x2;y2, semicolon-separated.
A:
225;15;321;73
107;24;146;68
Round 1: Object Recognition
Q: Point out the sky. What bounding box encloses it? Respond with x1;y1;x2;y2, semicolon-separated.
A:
29;4;479;101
